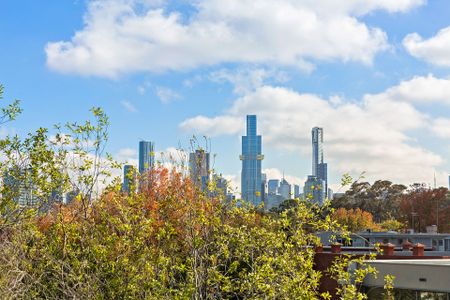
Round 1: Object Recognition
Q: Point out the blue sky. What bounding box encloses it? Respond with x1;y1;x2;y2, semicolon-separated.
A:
1;0;450;192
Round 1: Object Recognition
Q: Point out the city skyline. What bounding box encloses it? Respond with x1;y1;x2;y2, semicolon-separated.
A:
2;1;450;191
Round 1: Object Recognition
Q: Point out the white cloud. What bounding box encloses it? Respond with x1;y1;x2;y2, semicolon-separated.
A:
404;26;450;67
364;74;450;105
120;100;138;112
209;68;289;95
115;147;138;165
45;0;423;77
155;86;181;104
180;82;444;186
430;118;450;139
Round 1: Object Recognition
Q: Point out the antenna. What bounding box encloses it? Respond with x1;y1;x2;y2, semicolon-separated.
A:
434;172;437;189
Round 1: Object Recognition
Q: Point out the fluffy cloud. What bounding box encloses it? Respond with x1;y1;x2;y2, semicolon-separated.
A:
180;81;445;186
404;26;450;67
46;0;423;77
365;74;450;105
209;68;289;95
430;118;450;139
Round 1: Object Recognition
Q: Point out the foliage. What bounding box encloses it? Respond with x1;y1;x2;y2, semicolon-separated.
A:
331;208;381;233
0;84;389;299
378;219;405;232
399;186;450;233
332;180;407;223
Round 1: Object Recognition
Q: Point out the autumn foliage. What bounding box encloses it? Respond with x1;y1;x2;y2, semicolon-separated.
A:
0;166;352;299
331;208;380;232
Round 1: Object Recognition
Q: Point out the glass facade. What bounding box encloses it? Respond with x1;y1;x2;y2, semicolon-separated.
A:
138;141;155;174
303;175;326;205
122;164;136;194
189;150;210;192
312;127;328;200
241;115;263;206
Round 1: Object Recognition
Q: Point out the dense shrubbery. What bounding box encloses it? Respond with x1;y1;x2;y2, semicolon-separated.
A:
0;85;383;299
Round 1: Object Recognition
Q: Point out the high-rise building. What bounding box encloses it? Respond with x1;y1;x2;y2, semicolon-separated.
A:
294;184;300;199
189;149;210;191
279;178;291;200
3;167;37;207
261;173;267;207
139;141;155;174
240;115;264;206
303;175;326;205
212;174;228;196
122;164;137;194
268;179;279;195
312;127;328;199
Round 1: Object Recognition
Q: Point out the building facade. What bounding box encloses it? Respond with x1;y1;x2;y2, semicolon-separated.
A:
278;178;291;200
268;179;279;195
311;127;328;201
240;115;264;206
122;164;137;194
138;140;155;174
304;175;326;205
189;149;210;191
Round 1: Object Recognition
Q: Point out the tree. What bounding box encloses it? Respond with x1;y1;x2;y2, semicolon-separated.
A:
332;180;407;223
0;85;385;299
399;186;450;233
331;208;380;232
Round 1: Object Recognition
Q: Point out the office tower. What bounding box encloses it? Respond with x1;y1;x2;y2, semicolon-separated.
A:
212;174;227;197
189;149;210;191
261;173;267;207
3;167;36;207
294;184;300;199
303;175;326;205
327;188;334;200
268;179;279;195
122;164;137;194
139;141;155;174
312;127;328;199
448;175;450;190
240;115;264;206
279;178;291;200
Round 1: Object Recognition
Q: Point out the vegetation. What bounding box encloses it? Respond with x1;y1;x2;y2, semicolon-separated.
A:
0;85;389;299
332;179;450;233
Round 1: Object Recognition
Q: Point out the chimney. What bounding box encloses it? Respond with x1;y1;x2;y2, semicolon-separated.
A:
412;243;425;256
381;243;395;256
331;243;342;254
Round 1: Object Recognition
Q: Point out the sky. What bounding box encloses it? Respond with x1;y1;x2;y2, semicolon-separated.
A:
1;0;450;194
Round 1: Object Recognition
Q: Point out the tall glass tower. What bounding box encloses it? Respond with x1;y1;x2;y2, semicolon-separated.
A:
311;127;328;199
189;149;210;192
240;115;264;206
139;141;155;174
122;164;136;194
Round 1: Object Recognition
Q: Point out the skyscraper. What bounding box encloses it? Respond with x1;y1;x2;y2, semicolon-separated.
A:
240;115;264;206
189;149;210;191
122;164;137;194
303;175;326;205
312;127;328;199
139;141;155;174
3;167;36;207
268;179;279;195
293;184;300;199
278;178;291;200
